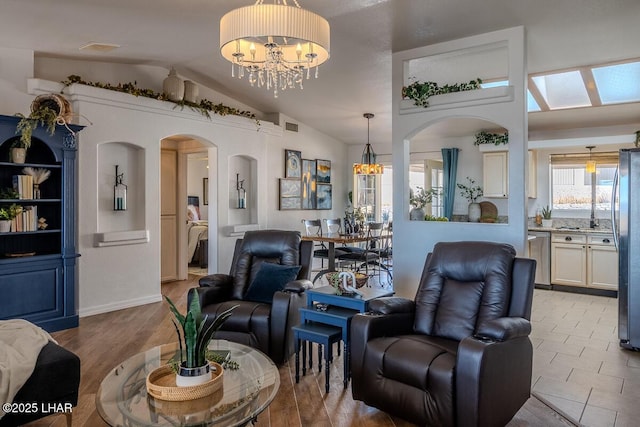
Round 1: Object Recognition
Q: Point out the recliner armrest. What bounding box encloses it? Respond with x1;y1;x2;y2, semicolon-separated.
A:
284;279;312;294
194;274;234;307
368;297;415;315
475;317;531;342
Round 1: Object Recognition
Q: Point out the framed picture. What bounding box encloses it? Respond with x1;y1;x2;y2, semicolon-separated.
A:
316;159;331;183
284;149;302;178
279;178;301;210
203;178;209;205
316;183;332;209
301;159;317;209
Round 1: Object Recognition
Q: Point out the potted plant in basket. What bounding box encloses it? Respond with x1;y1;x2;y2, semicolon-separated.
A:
0;204;22;232
165;288;236;387
13;105;59;163
541;205;553;228
409;186;439;221
457;177;483;222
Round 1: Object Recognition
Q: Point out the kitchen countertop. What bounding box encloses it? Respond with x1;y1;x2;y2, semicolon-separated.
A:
528;226;613;234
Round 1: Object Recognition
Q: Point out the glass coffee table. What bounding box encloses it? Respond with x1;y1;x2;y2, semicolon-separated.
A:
96;340;279;426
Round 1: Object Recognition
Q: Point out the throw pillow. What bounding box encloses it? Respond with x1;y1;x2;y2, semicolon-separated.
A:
244;263;302;304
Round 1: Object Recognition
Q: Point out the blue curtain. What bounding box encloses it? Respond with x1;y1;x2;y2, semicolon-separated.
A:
441;148;459;220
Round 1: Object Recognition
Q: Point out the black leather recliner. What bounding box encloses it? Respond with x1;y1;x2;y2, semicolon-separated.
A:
350;241;536;427
194;230;313;365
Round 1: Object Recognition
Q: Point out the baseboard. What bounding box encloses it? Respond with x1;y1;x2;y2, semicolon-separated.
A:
79;294;162;317
550;284;617;298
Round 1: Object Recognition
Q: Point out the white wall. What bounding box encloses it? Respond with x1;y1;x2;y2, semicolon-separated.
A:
391;27;528;298
16;59;348;316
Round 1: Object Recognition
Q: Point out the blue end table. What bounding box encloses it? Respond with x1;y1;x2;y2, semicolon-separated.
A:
299;285;394;388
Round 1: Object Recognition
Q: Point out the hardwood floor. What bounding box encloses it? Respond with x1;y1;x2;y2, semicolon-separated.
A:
26;276;574;427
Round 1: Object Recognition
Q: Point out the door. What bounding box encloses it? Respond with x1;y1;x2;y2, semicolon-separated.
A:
587;244;618;290
161;149;178;281
483;152;508;198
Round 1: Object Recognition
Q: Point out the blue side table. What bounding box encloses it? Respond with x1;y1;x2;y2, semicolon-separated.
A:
300;286;394;388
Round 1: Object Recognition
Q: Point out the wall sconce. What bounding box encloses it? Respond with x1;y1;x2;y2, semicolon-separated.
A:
114;165;127;211
236;173;246;209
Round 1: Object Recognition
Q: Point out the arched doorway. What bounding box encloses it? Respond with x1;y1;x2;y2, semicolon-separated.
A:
160;135;217;281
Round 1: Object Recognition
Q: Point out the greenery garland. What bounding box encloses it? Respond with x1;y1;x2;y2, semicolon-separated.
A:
402;78;483;107
474;130;509;146
60;75;257;121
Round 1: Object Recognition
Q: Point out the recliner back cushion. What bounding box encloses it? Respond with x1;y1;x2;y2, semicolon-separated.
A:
231;230;302;300
413;241;515;341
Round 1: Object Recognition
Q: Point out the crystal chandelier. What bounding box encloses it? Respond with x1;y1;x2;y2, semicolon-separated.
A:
353;113;384;175
219;0;330;98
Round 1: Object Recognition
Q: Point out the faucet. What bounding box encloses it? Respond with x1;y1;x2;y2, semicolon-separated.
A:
590;205;599;228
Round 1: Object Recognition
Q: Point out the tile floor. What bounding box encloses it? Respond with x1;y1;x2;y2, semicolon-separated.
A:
531;289;640;427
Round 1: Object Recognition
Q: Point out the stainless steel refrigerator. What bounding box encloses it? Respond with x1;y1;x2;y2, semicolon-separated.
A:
617;148;640;350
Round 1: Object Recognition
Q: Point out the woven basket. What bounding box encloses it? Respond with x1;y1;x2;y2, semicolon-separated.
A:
31;94;73;124
147;389;224;416
146;362;223;401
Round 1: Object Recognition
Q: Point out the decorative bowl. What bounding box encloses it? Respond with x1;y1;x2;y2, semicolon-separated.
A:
326;271;367;294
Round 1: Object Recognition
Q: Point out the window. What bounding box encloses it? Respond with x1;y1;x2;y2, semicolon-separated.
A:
550;153;618;213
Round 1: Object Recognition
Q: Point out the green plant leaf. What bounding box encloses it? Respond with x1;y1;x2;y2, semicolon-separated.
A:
195;305;237;367
164;295;185;327
184;311;197;367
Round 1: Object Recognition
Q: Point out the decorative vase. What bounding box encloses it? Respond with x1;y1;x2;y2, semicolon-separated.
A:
468;202;481;222
0;220;11;233
163;68;184;102
33;184;41;199
542;219;553;228
410;207;426;221
11;147;26;164
183;80;199;103
175;363;211;387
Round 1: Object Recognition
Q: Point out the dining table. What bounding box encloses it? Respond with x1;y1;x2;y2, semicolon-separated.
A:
301;232;389;283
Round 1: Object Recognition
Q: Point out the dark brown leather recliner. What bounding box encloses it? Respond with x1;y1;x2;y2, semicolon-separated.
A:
194;230;313;365
350;241;536;427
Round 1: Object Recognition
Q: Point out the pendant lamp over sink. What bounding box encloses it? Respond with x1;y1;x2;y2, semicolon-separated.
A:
586;145;596;174
353;113;384;175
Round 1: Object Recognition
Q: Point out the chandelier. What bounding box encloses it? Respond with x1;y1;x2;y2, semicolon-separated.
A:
353;113;384;175
219;0;330;98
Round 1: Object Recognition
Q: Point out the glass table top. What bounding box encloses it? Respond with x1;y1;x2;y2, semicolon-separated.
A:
96;340;280;426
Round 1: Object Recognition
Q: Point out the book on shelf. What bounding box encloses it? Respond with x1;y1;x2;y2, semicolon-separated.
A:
12;174;33;199
10;205;37;232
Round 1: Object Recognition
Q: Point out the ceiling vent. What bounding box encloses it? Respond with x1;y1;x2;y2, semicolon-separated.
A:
79;42;121;53
285;122;299;132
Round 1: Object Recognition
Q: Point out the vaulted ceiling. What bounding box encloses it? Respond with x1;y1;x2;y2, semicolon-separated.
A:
2;0;640;145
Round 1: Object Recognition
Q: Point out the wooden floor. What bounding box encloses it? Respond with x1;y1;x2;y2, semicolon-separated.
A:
26;276;575;427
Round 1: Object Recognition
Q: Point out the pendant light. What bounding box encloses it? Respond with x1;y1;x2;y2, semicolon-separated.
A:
586;146;596;174
353;113;384;175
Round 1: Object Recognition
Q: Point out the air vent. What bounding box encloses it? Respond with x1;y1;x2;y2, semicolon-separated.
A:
79;42;121;52
285;122;299;132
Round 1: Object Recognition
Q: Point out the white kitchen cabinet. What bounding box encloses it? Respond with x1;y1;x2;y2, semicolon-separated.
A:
551;232;618;290
483;152;508;198
551;239;587;286
587;235;618;290
528;150;537;198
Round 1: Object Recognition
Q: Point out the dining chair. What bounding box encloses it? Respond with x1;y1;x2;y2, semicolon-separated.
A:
339;222;385;284
302;219;346;270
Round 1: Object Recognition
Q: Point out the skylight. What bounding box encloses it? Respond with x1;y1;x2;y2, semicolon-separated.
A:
592;62;640;104
481;80;540;112
531;71;591;110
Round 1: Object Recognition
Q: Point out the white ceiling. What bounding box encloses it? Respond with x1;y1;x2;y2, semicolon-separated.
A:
3;0;640;145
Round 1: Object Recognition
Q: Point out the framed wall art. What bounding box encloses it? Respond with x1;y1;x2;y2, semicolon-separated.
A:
316;183;332;209
284;149;302;178
279;178;301;210
301;159;317;209
202;178;209;205
316;159;331;183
